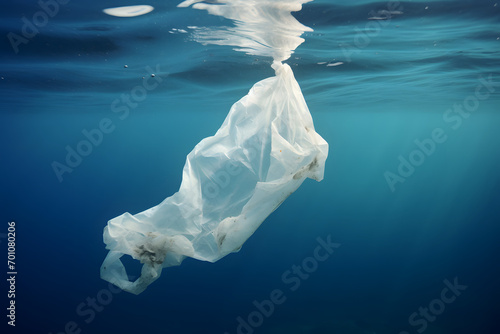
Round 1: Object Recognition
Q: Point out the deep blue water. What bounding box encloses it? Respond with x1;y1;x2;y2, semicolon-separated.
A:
1;0;500;333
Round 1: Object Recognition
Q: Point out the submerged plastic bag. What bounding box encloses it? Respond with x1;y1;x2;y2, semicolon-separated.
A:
101;0;328;295
101;62;327;294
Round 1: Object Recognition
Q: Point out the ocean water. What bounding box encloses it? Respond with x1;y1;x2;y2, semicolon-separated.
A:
1;0;500;333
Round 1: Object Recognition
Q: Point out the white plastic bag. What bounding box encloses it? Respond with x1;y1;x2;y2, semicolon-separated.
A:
101;61;328;294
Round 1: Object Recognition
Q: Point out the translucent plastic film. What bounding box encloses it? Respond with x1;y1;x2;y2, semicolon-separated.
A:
101;0;328;295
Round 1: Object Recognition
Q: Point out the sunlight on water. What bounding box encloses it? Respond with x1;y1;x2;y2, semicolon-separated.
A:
178;0;313;62
103;5;154;17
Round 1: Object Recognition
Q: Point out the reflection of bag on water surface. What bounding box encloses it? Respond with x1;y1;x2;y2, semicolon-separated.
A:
101;61;328;294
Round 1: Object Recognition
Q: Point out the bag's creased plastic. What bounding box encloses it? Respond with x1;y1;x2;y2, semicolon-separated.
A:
101;0;328;295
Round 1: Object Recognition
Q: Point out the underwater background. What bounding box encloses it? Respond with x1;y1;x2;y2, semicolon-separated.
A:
1;0;499;333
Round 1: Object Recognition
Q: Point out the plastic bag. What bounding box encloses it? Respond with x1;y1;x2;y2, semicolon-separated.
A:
100;61;328;294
